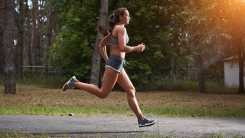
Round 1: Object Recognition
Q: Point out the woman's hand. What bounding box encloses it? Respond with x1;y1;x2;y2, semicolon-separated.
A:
134;43;145;52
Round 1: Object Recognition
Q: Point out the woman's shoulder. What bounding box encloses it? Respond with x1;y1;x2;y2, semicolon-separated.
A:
114;25;126;33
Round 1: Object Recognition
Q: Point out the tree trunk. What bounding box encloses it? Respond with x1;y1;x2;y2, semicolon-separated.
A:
25;1;32;68
16;0;24;79
0;25;3;75
39;0;45;65
31;0;38;68
238;39;245;93
90;0;108;85
196;54;205;93
36;0;43;66
44;2;53;77
188;0;205;93
0;0;4;75
3;0;16;94
169;58;175;81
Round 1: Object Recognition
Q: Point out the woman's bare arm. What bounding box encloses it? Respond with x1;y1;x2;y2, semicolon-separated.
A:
118;26;145;53
99;34;110;61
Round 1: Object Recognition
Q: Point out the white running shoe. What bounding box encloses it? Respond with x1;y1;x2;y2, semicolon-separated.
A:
62;76;78;91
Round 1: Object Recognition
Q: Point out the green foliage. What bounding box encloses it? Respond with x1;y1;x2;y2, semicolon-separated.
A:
46;0;240;88
50;0;100;80
118;0;176;84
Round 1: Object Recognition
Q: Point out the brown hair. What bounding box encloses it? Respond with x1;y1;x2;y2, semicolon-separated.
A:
109;8;128;32
98;8;128;36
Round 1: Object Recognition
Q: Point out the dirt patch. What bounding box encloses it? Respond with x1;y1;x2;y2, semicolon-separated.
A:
0;84;245;111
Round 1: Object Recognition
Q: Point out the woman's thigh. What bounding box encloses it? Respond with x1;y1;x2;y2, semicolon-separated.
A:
101;67;119;94
117;69;135;94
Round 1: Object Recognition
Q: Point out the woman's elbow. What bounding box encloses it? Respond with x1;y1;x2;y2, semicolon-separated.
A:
99;44;102;49
99;43;105;50
119;45;126;51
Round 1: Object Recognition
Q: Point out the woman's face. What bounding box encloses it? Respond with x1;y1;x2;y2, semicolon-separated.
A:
120;10;131;25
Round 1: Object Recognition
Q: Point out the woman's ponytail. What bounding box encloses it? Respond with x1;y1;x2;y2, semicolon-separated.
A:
108;14;115;33
98;8;127;36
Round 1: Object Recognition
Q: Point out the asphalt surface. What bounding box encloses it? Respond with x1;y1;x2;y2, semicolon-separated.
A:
0;115;245;138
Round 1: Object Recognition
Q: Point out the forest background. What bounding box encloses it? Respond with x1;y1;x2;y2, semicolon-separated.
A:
1;0;245;94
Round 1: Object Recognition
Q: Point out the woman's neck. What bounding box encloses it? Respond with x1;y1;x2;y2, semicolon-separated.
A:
117;23;125;26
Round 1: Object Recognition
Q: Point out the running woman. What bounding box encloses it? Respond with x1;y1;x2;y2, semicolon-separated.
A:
63;8;156;127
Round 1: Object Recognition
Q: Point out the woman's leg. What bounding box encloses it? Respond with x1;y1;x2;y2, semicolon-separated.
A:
73;68;119;99
116;68;144;120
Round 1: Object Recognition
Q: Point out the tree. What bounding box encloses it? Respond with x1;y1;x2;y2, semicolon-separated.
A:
50;0;101;81
90;0;108;85
36;0;46;66
224;0;245;93
31;0;38;68
3;0;16;94
24;1;32;67
181;0;221;93
117;0;167;85
45;0;231;91
214;0;245;93
0;0;4;75
159;0;189;80
16;0;25;78
44;1;53;77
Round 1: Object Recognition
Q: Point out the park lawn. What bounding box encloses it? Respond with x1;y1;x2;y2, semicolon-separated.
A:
0;84;245;117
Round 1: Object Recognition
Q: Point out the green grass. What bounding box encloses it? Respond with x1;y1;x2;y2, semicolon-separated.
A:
0;131;244;138
139;79;238;92
0;131;50;138
0;106;244;118
0;106;134;116
210;133;244;138
143;108;245;118
14;73;239;92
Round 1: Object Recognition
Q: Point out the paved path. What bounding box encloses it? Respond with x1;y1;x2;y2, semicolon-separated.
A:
0;115;245;138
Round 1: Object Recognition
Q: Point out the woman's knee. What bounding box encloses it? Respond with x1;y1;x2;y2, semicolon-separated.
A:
99;91;110;99
127;87;136;98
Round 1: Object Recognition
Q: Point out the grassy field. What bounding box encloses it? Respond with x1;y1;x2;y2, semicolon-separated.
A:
0;84;245;117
